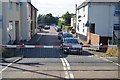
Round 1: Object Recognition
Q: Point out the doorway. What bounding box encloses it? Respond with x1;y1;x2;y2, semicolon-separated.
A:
15;21;19;41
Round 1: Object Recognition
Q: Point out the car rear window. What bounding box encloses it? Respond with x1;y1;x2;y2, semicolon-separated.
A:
65;39;79;44
63;34;73;38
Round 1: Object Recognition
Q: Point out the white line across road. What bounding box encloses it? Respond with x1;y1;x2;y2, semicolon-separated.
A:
0;63;13;73
0;57;22;73
60;58;74;79
93;54;120;67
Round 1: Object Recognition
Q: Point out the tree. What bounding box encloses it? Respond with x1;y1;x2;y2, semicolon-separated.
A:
37;13;58;25
62;11;74;26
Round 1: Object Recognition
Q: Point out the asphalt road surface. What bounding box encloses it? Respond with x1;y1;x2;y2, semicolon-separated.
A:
1;26;119;79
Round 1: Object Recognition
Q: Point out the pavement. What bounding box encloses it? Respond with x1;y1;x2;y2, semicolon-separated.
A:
1;26;119;79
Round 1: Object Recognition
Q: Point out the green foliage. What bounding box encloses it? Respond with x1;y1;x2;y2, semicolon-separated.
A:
37;13;58;25
62;11;74;26
58;20;64;29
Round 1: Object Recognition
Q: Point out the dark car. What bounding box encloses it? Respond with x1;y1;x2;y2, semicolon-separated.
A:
62;38;83;54
61;32;73;42
58;32;73;42
58;31;63;40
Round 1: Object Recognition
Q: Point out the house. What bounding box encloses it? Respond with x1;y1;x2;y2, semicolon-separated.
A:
0;1;2;45
71;15;76;28
76;0;120;45
20;2;38;41
2;1;21;44
2;0;38;45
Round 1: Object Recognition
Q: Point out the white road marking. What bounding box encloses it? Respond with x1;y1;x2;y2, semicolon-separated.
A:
63;58;70;67
101;57;120;67
36;35;42;43
0;63;13;73
60;58;69;78
87;50;119;66
63;58;74;79
0;57;22;73
93;54;120;67
60;58;74;79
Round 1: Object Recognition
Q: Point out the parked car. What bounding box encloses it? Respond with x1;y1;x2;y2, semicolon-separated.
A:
58;32;73;42
61;38;83;54
58;31;63;40
55;26;61;32
61;32;73;42
38;24;44;29
44;25;50;30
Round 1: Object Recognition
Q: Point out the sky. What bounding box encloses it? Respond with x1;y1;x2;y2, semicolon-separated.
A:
31;0;85;17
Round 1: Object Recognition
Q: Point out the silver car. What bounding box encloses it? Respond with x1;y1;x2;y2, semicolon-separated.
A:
62;38;83;54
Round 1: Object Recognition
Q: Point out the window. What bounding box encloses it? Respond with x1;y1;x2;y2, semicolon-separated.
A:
8;2;12;10
114;24;120;30
83;7;85;12
7;21;13;31
16;3;19;11
77;23;79;31
90;23;95;33
83;23;84;33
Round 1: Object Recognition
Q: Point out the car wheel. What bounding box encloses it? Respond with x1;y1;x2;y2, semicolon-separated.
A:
58;37;60;40
63;51;67;54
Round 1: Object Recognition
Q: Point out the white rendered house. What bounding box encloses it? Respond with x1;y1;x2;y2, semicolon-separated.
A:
76;0;120;45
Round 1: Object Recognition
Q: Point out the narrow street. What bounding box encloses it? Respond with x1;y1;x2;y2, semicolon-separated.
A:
1;26;118;79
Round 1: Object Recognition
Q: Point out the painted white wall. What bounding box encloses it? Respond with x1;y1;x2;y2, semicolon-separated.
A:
2;2;21;44
20;2;31;41
89;3;118;37
76;5;89;36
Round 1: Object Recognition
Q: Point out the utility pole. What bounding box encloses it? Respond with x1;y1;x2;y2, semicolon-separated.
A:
75;4;77;38
118;1;120;79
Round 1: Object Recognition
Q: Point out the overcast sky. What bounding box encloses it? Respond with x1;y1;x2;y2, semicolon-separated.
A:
31;0;85;17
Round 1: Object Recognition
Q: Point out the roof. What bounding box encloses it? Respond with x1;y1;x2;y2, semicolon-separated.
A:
85;0;120;2
28;2;38;11
77;0;120;10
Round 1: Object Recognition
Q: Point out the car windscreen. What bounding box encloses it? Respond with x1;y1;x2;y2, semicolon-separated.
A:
65;39;79;44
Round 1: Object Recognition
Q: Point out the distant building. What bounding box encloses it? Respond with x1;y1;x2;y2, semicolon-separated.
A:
2;0;38;45
71;15;76;28
76;0;120;45
59;17;64;22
